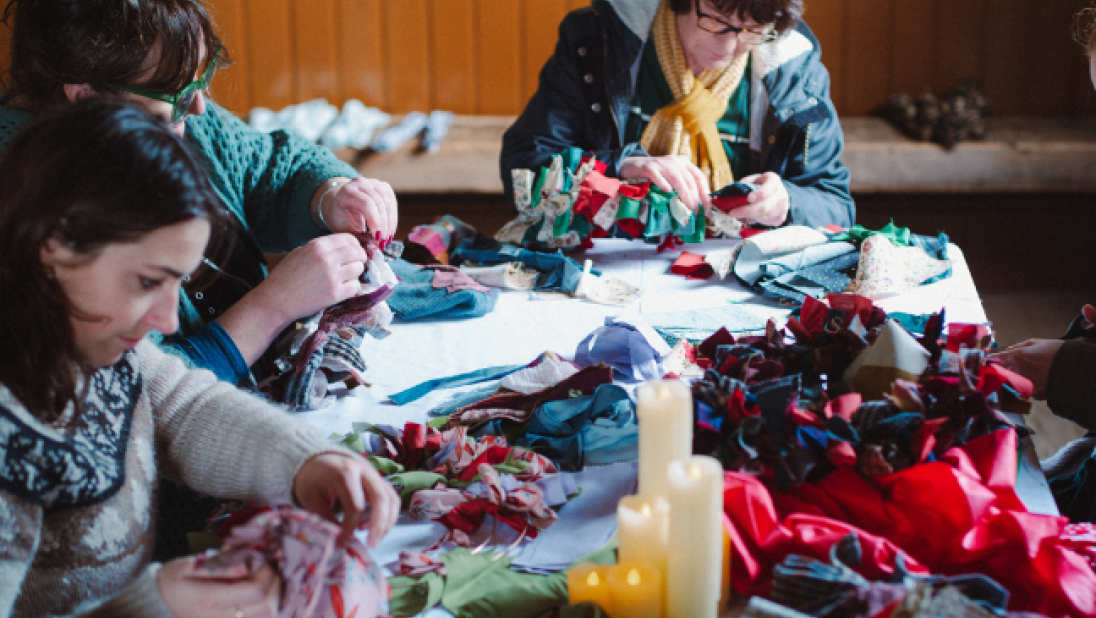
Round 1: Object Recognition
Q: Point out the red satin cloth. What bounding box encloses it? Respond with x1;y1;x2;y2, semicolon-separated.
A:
724;429;1096;617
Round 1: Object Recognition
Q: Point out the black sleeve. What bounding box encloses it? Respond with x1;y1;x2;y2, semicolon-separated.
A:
1047;339;1096;430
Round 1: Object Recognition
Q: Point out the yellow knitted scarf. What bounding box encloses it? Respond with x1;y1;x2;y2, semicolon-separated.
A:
639;0;748;190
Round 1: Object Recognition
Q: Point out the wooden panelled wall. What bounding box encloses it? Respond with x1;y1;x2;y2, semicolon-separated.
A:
1;1;1092;117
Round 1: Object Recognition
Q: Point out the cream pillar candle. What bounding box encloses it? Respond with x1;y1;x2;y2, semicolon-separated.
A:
567;563;613;613
636;379;693;500
617;495;670;571
665;456;724;618
608;562;664;618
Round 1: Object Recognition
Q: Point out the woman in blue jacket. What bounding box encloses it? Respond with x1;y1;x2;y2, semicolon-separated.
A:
501;0;854;230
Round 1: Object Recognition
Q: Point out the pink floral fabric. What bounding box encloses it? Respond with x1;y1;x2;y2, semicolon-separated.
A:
196;508;388;618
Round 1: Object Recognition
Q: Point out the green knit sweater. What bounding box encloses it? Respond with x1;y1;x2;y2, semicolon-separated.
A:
0;101;359;383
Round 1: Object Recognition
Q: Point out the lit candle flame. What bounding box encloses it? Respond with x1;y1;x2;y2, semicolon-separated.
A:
656;384;672;399
689;464;703;480
640;504;651;517
587;572;601;586
627;568;642;586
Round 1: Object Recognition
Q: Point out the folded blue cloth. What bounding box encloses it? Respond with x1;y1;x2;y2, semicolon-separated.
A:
388;258;497;320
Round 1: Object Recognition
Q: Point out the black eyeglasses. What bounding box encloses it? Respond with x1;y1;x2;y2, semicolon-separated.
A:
115;46;222;123
695;3;777;45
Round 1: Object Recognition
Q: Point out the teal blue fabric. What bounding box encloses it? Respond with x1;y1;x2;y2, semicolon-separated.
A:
515;384;638;471
387;258;500;321
165;321;249;383
0;101;358;375
389;363;524;406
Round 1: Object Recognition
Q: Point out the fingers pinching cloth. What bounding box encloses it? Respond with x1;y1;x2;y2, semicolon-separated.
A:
196;507;388;618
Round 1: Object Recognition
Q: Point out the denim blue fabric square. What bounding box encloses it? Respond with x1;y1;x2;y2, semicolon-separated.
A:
387;258;498;320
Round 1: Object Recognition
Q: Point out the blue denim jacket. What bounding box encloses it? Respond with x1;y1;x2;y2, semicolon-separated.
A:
500;0;854;229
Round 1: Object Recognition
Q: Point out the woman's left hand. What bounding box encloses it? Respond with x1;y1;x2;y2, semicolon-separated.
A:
324;177;399;241
725;172;790;227
293;452;400;547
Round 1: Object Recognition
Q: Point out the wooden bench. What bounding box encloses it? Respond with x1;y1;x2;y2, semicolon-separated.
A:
337;116;1096;196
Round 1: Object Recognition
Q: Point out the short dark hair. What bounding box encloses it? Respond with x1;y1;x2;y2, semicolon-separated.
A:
2;0;226;111
1074;4;1096;52
669;0;804;35
0;99;223;421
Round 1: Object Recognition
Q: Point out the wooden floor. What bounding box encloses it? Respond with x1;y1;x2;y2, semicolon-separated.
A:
395;191;1096;460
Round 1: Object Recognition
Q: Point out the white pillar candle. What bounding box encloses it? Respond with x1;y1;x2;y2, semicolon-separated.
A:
636;380;693;500
608;562;664;618
665;456;724;618
567;563;613;613
617;494;670;576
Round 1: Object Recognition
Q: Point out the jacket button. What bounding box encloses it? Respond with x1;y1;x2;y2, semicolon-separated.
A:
578;46;588;56
591;102;602;112
584;74;595;84
768;135;776;144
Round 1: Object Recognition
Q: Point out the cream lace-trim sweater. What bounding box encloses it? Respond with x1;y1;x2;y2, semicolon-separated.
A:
0;340;349;618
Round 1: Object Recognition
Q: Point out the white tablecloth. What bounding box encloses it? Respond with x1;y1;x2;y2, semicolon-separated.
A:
293;237;1057;577
298;238;986;437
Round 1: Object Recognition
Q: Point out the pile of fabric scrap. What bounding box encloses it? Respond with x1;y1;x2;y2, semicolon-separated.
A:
248;98;454;153
403;214;477;264
386;258;499;320
681;292;1095;617
416;351;640;472
196;506;389;618
258;242;398;410
671;221;952;303
335;420;576;554
735;531;1041;618
452;234;641;306
498;147;744;250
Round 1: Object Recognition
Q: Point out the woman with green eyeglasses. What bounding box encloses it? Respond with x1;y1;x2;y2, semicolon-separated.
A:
0;0;399;387
501;0;854;231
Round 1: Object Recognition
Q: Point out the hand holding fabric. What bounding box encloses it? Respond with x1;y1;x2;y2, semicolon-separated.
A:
326;176;398;241
729;172;790;226
620;155;711;211
293;452;400;547
158;554;281;618
255;234;367;324
990;338;1064;400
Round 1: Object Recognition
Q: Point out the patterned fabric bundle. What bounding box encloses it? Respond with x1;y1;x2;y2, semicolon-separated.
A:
335;422;572;553
196;507;388;618
498;148;743;250
259;244;397;410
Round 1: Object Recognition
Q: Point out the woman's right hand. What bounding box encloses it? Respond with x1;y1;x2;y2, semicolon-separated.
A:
158;555;281;618
214;233;368;366
255;233;367;325
620;155;712;211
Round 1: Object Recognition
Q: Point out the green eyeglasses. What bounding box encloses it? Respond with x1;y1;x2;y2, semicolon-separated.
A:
115;47;222;123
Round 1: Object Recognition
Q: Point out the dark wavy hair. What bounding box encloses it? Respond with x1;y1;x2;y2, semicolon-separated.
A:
1074;4;1096;52
0;99;224;422
2;0;226;111
670;0;804;35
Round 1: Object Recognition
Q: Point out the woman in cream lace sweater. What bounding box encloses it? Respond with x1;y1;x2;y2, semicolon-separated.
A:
0;99;399;618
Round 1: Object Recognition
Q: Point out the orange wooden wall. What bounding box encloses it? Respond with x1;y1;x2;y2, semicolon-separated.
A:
2;0;1093;117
